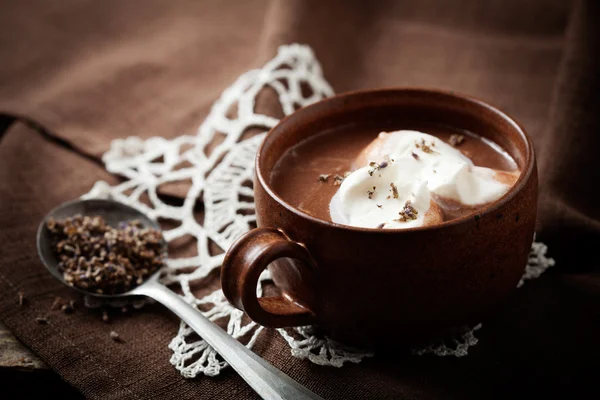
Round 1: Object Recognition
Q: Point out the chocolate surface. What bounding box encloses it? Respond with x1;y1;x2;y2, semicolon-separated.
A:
270;123;518;223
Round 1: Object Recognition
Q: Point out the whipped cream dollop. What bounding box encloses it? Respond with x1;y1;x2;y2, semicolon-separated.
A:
329;130;519;229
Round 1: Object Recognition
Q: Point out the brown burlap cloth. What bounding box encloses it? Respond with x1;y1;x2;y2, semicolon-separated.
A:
0;1;598;399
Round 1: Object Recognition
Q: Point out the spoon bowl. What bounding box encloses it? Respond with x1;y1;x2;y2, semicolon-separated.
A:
36;198;323;400
36;198;166;299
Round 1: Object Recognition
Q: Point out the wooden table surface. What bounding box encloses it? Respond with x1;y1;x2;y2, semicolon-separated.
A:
0;321;46;370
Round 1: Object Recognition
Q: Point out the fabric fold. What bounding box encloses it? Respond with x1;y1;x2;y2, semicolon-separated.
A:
537;0;600;269
0;0;270;158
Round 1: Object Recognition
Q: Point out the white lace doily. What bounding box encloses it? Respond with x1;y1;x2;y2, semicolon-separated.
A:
82;44;555;376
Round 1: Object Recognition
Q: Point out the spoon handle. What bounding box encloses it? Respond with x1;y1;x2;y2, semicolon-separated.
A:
135;280;324;400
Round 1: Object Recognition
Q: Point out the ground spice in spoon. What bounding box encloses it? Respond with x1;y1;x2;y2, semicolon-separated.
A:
46;215;165;295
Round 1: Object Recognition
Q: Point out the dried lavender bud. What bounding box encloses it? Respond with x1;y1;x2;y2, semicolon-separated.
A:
50;297;62;311
367;186;376;199
333;175;345;186
417;138;438;154
376;204;382;208
390;183;399;199
110;331;124;343
411;152;420;160
47;217;57;231
61;303;75;314
449;134;465;147
318;174;330;182
376;223;385;229
35;317;49;325
396;200;419;222
368;162;386;176
46;215;165;295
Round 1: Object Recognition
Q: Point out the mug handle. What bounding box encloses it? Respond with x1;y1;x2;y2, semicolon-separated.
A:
222;227;317;327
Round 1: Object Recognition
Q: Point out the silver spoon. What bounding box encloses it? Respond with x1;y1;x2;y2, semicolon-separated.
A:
36;199;324;400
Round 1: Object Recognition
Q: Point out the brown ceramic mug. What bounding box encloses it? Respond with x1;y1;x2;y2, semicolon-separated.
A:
221;88;536;348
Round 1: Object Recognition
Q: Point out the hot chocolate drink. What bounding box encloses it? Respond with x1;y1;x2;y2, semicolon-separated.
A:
224;89;536;348
270;123;519;228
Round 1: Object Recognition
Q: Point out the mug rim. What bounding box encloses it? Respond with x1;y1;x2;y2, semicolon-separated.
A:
255;87;535;234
